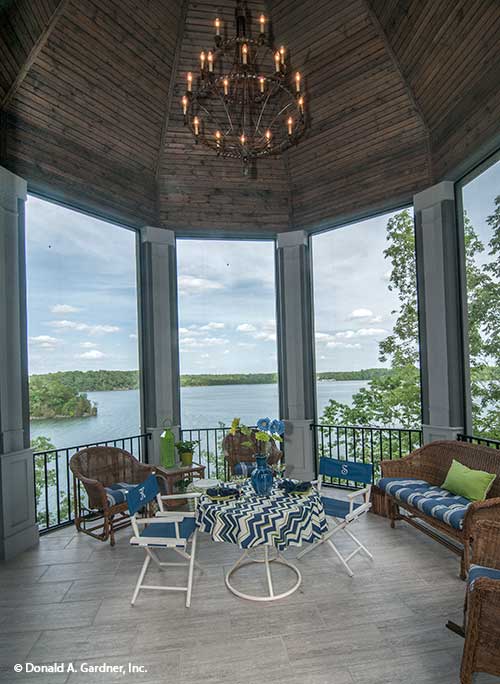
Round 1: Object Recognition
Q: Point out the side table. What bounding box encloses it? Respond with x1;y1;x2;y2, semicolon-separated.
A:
155;463;206;508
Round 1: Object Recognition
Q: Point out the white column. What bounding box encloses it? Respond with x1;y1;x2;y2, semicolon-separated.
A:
0;166;38;559
138;227;181;464
414;181;466;442
276;230;316;480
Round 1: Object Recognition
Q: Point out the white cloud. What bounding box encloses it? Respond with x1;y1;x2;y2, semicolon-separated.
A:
326;341;362;349
78;349;105;359
29;335;61;350
129;333;138;340
49;320;120;335
237;323;257;333
180;336;229;349
370;315;383;324
51;304;80;314
179;328;190;335
348;308;374;320
200;322;225;330
80;341;97;349
254;331;277;342
336;327;387;339
178;275;223;295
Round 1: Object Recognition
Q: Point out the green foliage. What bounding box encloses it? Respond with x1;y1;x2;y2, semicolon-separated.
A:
31;435;70;526
321;199;500;443
29;375;97;419
175;440;199;454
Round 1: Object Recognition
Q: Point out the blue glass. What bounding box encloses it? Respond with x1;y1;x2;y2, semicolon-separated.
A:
251;455;274;496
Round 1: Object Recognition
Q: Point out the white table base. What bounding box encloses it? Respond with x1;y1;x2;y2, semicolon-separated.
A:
225;546;302;602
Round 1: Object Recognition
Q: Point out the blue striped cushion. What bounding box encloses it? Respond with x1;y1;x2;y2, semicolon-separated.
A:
234;461;256;477
378;477;472;530
468;564;500;590
105;482;135;507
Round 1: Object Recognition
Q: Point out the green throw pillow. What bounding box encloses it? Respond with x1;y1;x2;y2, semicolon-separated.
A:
442;459;496;501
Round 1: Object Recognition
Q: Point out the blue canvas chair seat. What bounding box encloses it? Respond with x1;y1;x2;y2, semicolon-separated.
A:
378;477;472;531
127;474;201;608
467;564;500;590
131;518;197;547
297;458;374;576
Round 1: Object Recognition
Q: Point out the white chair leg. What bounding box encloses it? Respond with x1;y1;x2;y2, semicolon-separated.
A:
264;546;275;598
297;536;326;559
327;539;354;577
186;530;198;608
344;527;374;560
131;554;151;605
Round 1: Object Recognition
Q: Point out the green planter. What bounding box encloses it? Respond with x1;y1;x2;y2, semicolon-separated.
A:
180;451;193;467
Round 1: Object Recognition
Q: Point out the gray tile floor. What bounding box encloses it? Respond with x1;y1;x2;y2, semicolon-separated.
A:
0;500;498;684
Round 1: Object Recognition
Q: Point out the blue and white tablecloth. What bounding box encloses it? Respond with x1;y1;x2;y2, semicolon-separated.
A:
196;481;327;551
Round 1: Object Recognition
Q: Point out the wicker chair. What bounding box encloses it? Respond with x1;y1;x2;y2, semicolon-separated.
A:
70;446;154;545
447;521;500;683
222;429;282;476
380;440;500;578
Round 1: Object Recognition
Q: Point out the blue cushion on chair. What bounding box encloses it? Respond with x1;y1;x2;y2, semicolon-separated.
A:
378;477;472;531
137;518;197;545
321;496;361;519
105;482;135;507
467;564;500;589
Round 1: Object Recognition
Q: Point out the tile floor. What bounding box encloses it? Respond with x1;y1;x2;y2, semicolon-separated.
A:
0;498;497;684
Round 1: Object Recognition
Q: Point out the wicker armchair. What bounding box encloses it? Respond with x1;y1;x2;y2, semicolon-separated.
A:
70;446;154;545
222;429;282;476
381;440;500;578
447;521;500;683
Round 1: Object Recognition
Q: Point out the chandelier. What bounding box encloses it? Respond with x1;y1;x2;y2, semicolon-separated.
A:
182;1;307;174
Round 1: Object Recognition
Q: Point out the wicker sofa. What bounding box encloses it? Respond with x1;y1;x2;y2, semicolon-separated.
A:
379;440;500;578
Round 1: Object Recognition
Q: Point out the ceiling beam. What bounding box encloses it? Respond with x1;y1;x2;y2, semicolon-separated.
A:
363;0;434;183
0;0;70;112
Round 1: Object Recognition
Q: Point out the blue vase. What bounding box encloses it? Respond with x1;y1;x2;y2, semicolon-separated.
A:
251;455;274;496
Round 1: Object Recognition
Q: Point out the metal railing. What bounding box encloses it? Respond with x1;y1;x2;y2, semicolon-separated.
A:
33;433;151;534
457;433;500;449
180;426;237;481
312;424;423;488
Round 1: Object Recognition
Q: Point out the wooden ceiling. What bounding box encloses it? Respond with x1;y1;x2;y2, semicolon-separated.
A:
1;0;500;234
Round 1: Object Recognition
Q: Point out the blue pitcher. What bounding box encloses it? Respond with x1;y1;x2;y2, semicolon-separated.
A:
251;455;274;496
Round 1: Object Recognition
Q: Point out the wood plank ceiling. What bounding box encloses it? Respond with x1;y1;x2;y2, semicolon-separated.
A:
1;0;500;233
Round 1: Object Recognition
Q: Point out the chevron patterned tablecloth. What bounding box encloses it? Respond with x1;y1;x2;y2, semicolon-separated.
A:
196;481;328;551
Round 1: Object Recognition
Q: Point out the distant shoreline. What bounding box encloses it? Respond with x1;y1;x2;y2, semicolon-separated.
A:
29;368;389;393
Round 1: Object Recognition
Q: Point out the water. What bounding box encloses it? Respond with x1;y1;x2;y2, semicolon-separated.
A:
30;380;368;450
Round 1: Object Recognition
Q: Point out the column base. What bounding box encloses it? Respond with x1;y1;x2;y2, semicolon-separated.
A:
422;424;464;444
0;448;39;561
283;420;315;481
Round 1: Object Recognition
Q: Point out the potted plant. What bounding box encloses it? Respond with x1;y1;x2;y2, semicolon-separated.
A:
232;417;284;496
175;439;198;467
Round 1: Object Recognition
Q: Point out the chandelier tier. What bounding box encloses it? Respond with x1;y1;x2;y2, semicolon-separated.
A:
182;1;307;174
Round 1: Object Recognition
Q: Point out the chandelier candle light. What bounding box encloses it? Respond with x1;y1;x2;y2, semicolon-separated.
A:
182;0;307;174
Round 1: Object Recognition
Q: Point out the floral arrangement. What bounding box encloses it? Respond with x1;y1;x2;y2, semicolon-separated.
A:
230;416;285;455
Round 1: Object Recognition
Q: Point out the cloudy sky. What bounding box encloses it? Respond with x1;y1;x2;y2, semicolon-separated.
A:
26;161;498;377
25;196;405;376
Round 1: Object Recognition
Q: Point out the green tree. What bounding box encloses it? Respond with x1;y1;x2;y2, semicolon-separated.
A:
321;200;500;442
31;435;70;526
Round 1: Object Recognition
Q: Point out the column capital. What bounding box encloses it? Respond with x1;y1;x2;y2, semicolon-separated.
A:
141;226;175;246
277;230;308;249
414;181;455;212
0;166;27;210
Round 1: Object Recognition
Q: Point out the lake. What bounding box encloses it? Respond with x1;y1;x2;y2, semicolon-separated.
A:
30;380;368;450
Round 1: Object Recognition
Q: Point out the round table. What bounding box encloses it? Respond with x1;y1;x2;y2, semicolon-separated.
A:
196;481;327;602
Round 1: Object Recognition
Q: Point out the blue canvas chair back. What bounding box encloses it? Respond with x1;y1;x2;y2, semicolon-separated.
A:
126;474;159;515
319;457;373;485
